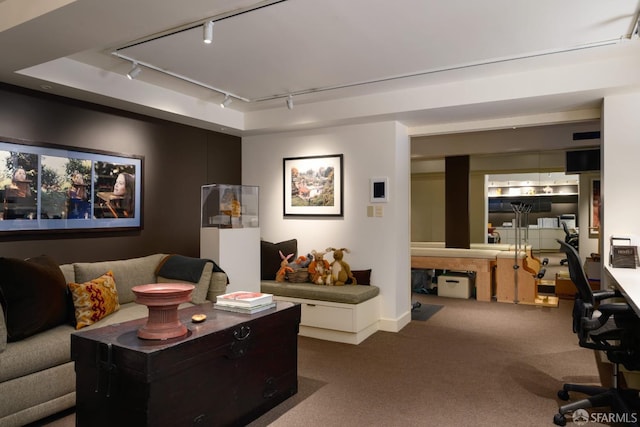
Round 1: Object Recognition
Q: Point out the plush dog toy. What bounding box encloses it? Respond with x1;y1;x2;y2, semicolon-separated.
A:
276;251;294;282
326;247;357;286
308;250;330;285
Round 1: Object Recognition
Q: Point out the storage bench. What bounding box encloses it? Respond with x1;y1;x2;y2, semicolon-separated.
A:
410;247;499;302
260;281;380;345
437;272;474;299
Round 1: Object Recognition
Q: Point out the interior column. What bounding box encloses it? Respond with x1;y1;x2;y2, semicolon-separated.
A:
445;155;470;249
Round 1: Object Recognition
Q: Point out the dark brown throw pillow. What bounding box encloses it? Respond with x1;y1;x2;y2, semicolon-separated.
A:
0;255;68;341
260;239;297;280
351;269;372;286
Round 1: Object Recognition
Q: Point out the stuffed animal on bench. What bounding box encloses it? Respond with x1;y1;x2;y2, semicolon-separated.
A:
326;247;357;286
308;250;330;285
276;251;294;282
288;253;313;271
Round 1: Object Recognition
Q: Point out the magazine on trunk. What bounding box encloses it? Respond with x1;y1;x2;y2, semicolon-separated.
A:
216;291;273;307
214;301;277;314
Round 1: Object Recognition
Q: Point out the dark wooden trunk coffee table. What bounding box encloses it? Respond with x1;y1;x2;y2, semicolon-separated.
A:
71;301;300;427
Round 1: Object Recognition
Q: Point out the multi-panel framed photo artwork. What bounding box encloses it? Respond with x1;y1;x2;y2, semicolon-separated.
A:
0;137;143;234
283;154;343;217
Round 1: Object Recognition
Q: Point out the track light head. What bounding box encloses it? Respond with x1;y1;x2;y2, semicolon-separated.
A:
221;94;232;108
127;63;141;80
286;95;294;110
203;21;214;44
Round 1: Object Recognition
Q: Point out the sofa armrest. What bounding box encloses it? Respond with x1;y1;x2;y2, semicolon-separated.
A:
206;272;228;301
0;302;6;353
155;255;228;304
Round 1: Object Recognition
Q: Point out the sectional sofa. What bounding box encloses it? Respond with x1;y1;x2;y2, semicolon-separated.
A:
0;253;227;427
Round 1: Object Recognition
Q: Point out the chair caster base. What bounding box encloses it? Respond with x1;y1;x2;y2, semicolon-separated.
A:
553;413;567;426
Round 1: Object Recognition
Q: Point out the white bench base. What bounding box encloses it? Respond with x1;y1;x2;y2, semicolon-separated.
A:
272;294;381;345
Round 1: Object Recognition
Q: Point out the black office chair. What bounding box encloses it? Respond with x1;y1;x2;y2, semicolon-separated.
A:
553;240;640;426
559;221;579;266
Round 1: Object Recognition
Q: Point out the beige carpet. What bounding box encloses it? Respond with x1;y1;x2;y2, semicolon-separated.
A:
34;290;619;427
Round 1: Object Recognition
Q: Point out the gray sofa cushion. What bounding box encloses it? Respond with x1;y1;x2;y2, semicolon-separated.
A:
0;301;193;384
0;322;75;383
261;280;379;304
58;264;75;284
73;254;166;304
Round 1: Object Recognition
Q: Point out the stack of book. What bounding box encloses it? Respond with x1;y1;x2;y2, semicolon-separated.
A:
214;291;276;314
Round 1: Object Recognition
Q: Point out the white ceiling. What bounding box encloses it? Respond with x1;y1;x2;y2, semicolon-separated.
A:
113;0;638;102
0;0;639;142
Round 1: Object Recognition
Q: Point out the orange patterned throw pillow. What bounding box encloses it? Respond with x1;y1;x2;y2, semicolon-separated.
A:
68;271;120;330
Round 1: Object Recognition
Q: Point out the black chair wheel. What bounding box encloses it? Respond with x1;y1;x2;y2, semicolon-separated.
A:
542;258;549;265
553;413;567;426
537;268;547;279
557;389;570;400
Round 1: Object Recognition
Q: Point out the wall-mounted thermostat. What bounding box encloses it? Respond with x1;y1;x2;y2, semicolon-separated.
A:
370;177;388;203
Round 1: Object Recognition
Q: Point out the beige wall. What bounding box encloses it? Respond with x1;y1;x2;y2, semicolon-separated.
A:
411;173;445;242
411;171;487;244
470;172;486;243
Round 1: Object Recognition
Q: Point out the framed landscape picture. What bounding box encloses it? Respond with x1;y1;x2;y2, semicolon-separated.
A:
283;154;343;217
0;136;143;234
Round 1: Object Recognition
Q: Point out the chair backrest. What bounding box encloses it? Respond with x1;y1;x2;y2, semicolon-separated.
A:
557;239;594;306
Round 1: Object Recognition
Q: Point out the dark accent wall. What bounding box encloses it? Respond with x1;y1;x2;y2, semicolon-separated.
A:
0;84;241;264
445;155;470;248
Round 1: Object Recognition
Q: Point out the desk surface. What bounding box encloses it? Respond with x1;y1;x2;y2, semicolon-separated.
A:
604;265;640;316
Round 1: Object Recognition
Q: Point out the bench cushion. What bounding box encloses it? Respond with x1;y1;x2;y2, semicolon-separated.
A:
261;281;379;304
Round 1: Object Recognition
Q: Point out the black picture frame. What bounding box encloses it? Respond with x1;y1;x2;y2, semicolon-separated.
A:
283;154;343;217
0;136;143;234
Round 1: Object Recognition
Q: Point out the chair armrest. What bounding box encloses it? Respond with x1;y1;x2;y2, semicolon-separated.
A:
581;302;634;332
598;302;635;314
594;289;622;302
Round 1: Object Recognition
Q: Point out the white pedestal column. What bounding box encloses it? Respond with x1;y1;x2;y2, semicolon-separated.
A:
200;227;261;293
